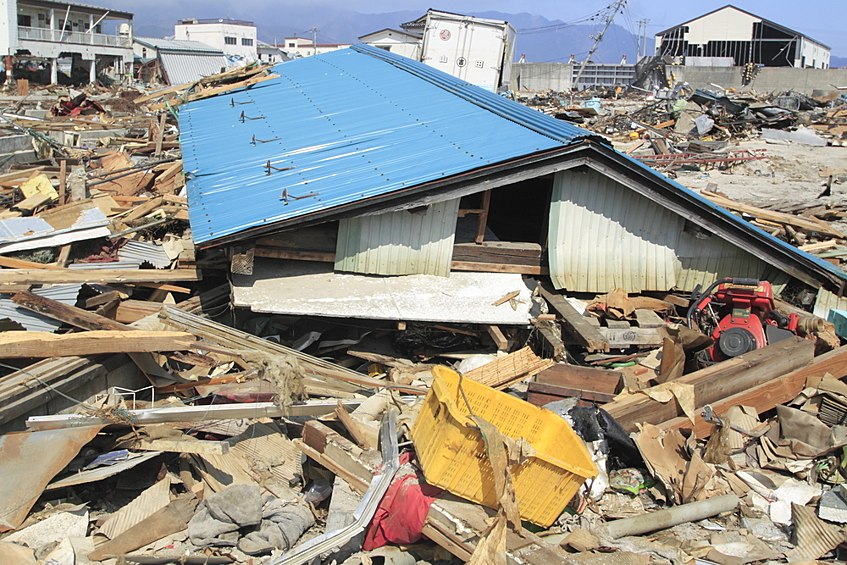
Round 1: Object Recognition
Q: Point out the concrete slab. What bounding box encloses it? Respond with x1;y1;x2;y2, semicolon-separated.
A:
232;258;533;324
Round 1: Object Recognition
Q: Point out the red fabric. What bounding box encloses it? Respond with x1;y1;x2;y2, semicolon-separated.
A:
362;454;442;550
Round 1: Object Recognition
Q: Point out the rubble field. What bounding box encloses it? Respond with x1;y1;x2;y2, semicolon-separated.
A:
1;63;847;565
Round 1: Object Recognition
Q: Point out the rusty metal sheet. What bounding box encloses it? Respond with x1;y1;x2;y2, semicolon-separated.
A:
0;425;102;531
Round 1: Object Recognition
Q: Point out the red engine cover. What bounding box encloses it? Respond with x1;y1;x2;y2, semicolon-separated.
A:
708;281;775;362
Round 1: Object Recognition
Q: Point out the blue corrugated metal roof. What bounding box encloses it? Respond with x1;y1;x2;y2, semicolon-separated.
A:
180;45;599;245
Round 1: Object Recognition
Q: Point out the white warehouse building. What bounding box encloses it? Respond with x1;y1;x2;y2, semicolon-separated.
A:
174;18;257;60
655;5;830;69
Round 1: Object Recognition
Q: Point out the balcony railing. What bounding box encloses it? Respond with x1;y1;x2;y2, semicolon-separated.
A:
18;26;131;48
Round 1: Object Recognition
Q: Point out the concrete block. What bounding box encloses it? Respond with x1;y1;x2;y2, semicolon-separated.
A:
0;134;33;154
818;488;847;523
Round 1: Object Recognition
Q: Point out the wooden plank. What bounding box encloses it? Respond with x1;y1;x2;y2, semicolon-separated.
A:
254;247;335;263
0;257;65;270
486;324;508;350
122;195;164;222
537;283;609;352
450;260;548;275
149;74;280;111
452;241;542;266
335;401;371;450
702;191;845;238
598;327;663;348
634;309;667;328
12;290;134;331
87;495;198;561
491;291;521;307
114;300;162;323
464;346;553;389
0;268;200;285
604;337;815;432
130;437;230;455
0;330;196;358
659;344;847;438
534;321;564;361
128;282;192;293
527;382;617;404
535;363;622;395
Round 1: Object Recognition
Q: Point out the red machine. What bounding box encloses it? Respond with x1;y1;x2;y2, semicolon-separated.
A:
687;278;800;362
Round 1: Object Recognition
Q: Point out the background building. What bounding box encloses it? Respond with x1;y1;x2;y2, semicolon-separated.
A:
0;0;133;84
174;18;256;61
280;37;350;57
654;5;830;68
133;37;225;85
358;28;421;59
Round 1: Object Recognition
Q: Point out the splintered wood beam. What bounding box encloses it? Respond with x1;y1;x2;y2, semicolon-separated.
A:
0;268;201;285
538;282;609;352
0;256;65;270
12;290;134;331
335;400;371;450
659;344;847;438
485;324;509;350
534;320;564;361
604;337;814;432
0;330;197;358
87;495;199;561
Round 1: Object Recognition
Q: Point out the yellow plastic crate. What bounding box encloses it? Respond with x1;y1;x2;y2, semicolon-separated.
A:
412;366;598;527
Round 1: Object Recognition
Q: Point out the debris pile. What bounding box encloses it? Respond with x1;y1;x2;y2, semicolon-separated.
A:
3;51;847;565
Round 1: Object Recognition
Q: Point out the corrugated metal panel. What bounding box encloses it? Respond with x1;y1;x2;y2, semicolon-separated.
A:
548;168;786;293
160;52;227;85
136;37;223;54
814;288;847;319
335;198;459;276
0;283;83;332
117;240;173;269
0;426;103;531
180;46;599;246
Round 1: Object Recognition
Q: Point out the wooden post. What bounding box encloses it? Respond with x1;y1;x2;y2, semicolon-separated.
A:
58;160;67;206
475;189;491;244
154;112;167;156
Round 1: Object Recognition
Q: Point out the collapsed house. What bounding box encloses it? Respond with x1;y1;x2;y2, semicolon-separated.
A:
179;44;847;328
133;37;227;85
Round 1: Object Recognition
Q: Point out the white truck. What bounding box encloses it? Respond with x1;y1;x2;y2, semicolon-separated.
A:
415;10;516;93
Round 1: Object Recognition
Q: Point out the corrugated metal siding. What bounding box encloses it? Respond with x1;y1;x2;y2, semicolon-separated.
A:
335;198;459;276
549;169;681;292
117;240;173;269
0;283;82;332
814;288;847;319
548;168;787;293
160;52;227;85
180;47;598;246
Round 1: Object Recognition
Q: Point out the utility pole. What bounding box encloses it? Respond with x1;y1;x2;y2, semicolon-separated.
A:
572;0;627;91
309;27;318;56
637;19;650;60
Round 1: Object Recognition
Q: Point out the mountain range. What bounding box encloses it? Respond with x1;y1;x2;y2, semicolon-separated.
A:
130;7;640;64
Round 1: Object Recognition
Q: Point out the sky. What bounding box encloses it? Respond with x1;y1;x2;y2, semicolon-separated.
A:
95;0;847;56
